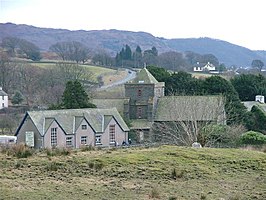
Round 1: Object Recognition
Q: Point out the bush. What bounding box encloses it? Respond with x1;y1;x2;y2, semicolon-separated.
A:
45;147;71;157
240;131;266;145
150;187;160;199
1;144;34;158
81;145;95;152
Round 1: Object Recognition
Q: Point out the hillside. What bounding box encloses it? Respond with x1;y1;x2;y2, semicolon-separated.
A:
0;23;266;66
0;145;265;200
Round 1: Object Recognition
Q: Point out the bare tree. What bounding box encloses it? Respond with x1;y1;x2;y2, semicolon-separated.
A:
49;41;89;63
16;63;43;106
151;95;226;146
55;62;92;84
1;37;20;56
0;52;17;92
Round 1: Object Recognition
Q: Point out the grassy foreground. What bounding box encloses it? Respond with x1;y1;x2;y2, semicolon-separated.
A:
0;145;265;200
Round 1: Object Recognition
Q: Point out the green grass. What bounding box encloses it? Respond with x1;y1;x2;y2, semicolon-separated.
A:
29;61;116;82
0;145;265;199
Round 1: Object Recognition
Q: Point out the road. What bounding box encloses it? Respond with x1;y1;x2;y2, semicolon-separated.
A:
98;69;136;90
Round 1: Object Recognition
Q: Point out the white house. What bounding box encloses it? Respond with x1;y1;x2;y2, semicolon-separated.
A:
0;87;8;109
193;62;216;72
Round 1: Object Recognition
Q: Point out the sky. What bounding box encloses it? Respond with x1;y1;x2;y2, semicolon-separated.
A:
0;0;265;50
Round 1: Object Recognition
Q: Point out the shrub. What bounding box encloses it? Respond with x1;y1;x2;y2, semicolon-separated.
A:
88;159;104;170
240;131;266;145
46;161;60;171
150;187;160;199
168;197;177;200
1;144;34;158
45;147;71;156
81;145;95;151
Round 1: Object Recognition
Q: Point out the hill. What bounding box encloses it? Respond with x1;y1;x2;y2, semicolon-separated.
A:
0;145;265;199
1;23;266;66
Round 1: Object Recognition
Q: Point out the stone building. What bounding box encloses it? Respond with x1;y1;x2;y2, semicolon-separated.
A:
93;67;226;142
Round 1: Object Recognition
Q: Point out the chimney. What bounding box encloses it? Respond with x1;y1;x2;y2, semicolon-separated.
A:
255;95;265;103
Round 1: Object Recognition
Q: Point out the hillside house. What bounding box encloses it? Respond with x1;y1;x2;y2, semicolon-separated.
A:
15;108;129;149
93;68;226;142
0;87;8;109
193;62;216;72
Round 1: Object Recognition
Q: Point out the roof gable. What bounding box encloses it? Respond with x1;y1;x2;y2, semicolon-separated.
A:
24;108;129;135
0;89;8;96
129;68;158;84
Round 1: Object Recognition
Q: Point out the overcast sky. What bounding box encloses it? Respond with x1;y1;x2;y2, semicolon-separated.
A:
1;0;265;50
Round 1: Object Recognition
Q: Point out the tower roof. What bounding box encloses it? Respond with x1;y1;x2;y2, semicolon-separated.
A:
129;68;158;84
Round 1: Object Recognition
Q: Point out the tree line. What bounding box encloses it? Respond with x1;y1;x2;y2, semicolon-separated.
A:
1;37;41;61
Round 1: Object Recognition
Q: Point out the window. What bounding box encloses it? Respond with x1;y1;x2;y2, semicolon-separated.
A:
81;125;87;130
109;125;115;143
81;136;87;145
51;128;57;146
95;135;102;145
2;103;4;108
66;137;73;147
137;107;142;118
137;89;142;97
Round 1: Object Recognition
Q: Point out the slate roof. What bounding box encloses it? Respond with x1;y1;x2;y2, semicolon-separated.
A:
130;119;153;130
155;95;225;122
17;108;129;136
127;68;158;84
0;88;8;96
92;98;129;115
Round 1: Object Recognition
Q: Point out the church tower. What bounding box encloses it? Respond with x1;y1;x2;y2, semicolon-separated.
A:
124;68;164;121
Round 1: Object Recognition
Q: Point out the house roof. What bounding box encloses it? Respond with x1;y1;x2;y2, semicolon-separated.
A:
92;98;129;115
155;95;225;122
17;108;129;136
130;119;153;130
243;101;266;113
0;88;8;96
127;68;158;84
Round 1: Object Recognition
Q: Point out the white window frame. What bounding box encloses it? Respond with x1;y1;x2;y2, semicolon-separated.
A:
81;136;87;145
66;136;73;147
95;135;102;145
51;128;57;147
109;125;116;143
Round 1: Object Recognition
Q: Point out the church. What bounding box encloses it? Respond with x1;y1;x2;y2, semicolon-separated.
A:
93;68;226;142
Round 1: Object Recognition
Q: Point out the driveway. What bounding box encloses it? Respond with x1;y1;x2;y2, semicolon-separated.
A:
98;69;136;90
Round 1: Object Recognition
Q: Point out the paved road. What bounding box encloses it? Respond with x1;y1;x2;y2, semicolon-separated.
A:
98;69;136;90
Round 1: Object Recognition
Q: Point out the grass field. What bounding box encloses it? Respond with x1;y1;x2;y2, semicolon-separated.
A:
30;62;129;86
0;145;265;200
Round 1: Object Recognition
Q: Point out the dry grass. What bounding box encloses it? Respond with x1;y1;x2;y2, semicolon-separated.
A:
0;145;265;199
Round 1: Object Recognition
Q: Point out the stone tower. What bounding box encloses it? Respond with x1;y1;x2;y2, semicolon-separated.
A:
124;68;165;121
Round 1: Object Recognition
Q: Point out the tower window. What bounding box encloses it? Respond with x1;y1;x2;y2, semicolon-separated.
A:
138;89;142;97
137;107;142;118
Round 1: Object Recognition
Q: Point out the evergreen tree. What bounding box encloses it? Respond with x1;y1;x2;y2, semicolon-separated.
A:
62;80;96;109
11;91;23;105
203;76;248;125
231;74;266;101
124;44;132;60
133;46;143;67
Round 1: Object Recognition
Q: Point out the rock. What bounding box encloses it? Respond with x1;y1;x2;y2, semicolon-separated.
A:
192;142;202;148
